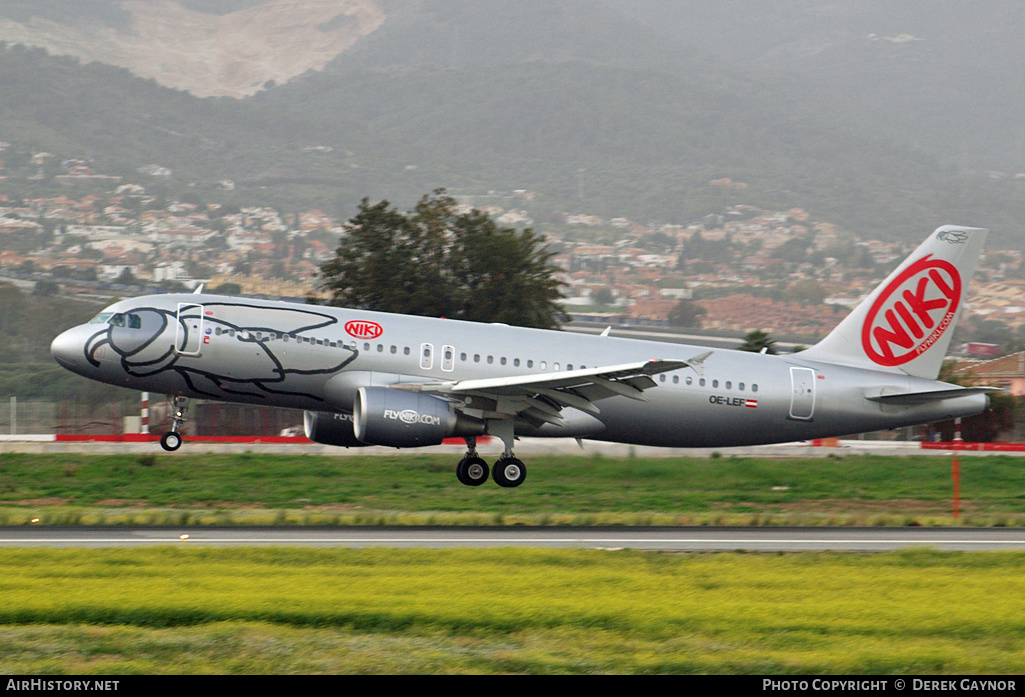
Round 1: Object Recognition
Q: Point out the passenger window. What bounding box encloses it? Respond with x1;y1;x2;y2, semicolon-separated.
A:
686;377;693;385
554;363;560;371
699;378;706;387
514;358;520;367
752;384;759;393
726;381;732;390
527;360;534;368
712;380;719;388
739;382;745;391
540;361;547;370
673;375;679;384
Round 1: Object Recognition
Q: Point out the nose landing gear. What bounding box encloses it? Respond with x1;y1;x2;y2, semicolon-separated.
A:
159;396;189;452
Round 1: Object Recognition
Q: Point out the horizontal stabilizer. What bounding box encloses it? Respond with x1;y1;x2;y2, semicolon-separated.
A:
865;386;1000;405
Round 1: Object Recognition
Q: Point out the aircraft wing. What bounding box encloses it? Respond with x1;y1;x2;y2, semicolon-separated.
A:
395;353;711;426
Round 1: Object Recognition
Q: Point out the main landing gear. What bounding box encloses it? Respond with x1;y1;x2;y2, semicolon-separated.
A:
159;396;189;452
455;436;527;488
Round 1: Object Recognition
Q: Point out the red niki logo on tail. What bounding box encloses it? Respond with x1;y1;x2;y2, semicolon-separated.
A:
861;255;961;367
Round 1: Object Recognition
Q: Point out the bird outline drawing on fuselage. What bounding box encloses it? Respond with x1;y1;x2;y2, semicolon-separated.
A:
82;302;359;402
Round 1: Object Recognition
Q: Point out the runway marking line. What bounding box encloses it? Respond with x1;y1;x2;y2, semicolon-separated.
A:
3;536;1025;546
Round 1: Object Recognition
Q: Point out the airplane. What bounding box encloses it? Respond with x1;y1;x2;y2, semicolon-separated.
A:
50;225;996;487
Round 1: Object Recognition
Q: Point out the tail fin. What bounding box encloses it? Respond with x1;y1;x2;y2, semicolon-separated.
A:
801;225;987;379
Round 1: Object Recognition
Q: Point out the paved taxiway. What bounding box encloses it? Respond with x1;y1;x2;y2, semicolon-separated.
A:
3;527;1025;551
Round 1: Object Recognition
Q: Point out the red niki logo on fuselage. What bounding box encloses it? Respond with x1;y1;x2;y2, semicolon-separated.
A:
861;255;961;367
345;320;383;340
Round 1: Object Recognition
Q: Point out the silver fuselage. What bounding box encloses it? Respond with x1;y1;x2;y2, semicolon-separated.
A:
50;293;987;447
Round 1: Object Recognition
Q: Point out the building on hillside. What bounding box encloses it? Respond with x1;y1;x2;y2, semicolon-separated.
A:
953;352;1025;396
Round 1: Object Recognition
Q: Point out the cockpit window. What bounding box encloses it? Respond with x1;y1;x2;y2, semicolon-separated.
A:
89;312;142;329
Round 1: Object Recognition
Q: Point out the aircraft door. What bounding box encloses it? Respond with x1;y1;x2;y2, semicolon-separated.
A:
420;343;434;370
789;366;816;420
175;303;205;356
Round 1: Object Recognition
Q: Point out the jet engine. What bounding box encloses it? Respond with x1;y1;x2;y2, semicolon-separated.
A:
303;410;368;447
353;386;485;447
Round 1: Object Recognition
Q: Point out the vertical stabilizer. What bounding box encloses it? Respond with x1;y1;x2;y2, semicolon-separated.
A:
801;225;986;379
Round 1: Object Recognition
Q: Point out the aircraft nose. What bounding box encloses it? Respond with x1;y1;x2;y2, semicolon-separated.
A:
51;326;90;375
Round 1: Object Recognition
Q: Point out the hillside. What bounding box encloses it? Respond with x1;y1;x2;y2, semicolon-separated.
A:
612;0;1025;176
0;1;1022;246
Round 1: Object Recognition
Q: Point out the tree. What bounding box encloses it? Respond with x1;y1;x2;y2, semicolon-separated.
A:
667;299;706;328
32;280;60;297
739;329;777;354
114;267;137;285
211;282;242;295
318;190;567;329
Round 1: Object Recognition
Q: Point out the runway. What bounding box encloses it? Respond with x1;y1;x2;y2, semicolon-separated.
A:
3;526;1025;551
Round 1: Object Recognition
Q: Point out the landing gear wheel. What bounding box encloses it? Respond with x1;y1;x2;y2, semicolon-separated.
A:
160;431;182;452
493;457;526;488
456;456;490;486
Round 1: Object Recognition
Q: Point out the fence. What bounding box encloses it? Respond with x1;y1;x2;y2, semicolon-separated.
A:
0;398;302;437
0;399;58;435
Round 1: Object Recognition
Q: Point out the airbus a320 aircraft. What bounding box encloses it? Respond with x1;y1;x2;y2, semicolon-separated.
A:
51;225;995;487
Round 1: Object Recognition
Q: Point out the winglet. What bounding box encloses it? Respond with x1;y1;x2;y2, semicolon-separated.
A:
685;350;713;375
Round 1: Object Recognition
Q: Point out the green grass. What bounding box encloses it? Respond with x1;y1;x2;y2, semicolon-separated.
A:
0;452;1023;526
1;547;1024;674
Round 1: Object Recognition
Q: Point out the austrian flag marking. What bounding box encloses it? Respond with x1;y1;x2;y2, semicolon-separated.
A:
345;320;383;340
861;255;961;367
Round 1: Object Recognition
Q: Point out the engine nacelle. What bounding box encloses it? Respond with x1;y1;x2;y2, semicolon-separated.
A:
303;410;368;447
353;386;484;447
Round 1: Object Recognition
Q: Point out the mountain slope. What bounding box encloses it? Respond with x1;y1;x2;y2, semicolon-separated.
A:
0;0;1022;246
0;0;386;97
610;0;1025;175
